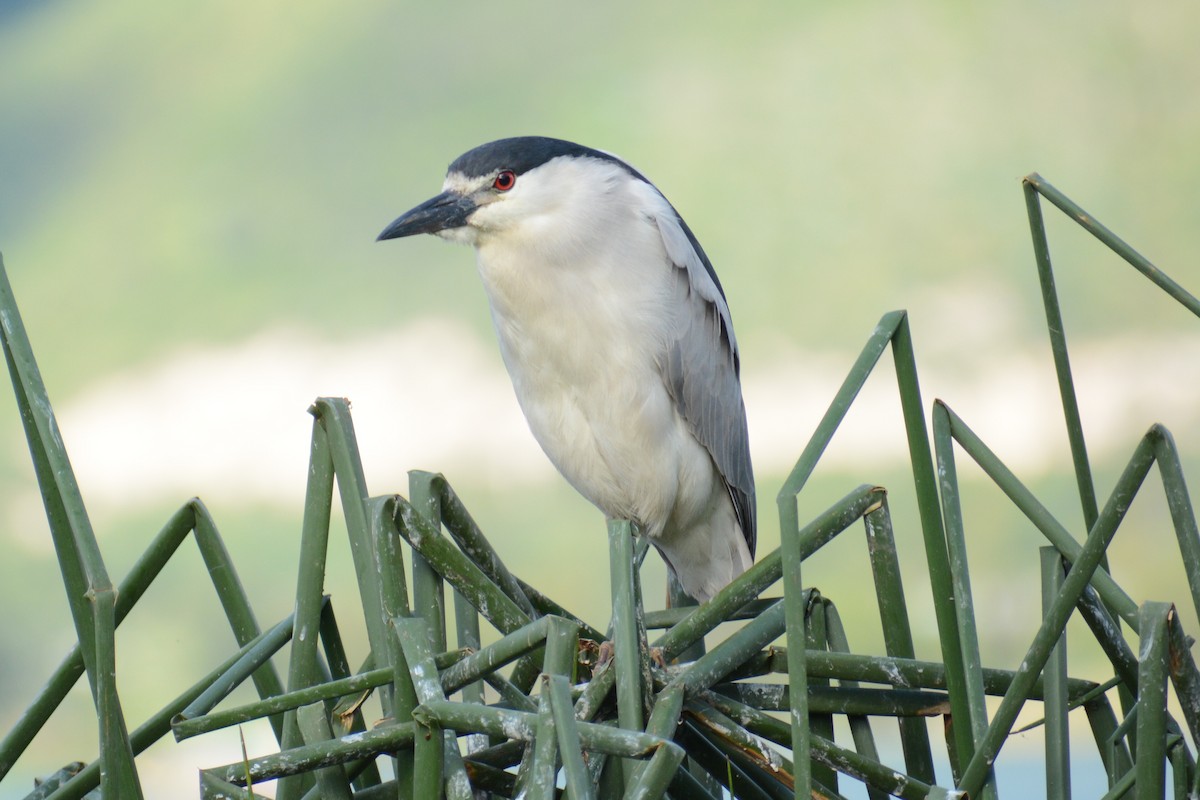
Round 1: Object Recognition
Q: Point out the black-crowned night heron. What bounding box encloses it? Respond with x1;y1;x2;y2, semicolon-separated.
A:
378;136;755;602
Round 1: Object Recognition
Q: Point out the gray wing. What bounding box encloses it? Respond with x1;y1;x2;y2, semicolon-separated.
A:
650;201;757;556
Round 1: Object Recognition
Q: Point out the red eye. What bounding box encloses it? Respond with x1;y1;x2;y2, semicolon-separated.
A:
493;170;516;192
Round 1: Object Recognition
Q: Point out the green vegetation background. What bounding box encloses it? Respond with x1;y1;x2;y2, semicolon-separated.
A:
1;1;1198;796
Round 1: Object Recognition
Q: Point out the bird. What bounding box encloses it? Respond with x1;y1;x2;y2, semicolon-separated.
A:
377;136;755;602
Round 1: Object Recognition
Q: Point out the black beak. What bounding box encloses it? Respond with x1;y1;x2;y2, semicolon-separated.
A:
377;191;477;241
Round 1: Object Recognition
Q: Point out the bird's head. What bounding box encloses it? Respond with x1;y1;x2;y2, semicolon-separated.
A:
377;136;639;249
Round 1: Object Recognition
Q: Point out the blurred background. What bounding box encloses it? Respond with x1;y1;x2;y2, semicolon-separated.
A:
1;1;1198;796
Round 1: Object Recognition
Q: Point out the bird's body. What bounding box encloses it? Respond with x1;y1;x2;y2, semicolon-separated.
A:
379;137;754;601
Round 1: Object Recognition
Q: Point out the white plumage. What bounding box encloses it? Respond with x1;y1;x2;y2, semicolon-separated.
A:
379;137;755;601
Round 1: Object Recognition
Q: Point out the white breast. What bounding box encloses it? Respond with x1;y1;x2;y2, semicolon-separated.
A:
472;187;703;535
461;160;751;600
